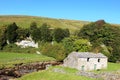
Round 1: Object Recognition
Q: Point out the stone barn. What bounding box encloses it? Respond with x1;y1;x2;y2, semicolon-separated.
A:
63;52;107;71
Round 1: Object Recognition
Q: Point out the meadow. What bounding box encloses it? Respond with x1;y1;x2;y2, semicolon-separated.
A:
0;52;119;80
93;62;120;73
0;15;120;80
17;66;99;80
17;62;120;80
0;15;89;32
0;52;55;69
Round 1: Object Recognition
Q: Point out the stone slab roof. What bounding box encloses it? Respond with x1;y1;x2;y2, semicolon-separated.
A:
71;52;107;58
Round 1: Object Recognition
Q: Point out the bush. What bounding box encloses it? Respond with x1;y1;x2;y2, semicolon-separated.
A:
62;36;79;54
53;28;70;42
41;43;66;61
6;22;18;43
62;36;91;54
77;20;120;62
3;44;38;54
73;39;91;52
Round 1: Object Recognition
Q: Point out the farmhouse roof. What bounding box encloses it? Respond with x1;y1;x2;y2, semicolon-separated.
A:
70;52;107;58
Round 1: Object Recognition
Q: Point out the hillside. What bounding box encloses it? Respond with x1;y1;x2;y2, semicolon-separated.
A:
0;15;89;32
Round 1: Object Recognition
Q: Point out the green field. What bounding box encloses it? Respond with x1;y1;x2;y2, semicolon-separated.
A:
0;15;89;32
17;66;99;80
93;62;120;73
0;52;119;80
17;62;120;80
0;52;55;69
0;15;120;33
107;62;120;71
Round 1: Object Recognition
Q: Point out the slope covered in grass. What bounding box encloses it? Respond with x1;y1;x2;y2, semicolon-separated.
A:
0;15;89;32
18;66;99;80
18;63;120;80
0;52;55;69
107;62;120;71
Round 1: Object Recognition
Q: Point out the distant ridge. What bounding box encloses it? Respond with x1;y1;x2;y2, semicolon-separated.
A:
0;15;89;32
0;15;119;32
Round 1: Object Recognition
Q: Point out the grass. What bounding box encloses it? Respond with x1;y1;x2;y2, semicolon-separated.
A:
0;15;120;33
18;71;97;80
93;62;120;73
0;52;55;69
0;15;89;32
17;62;120;80
106;62;120;71
17;66;99;80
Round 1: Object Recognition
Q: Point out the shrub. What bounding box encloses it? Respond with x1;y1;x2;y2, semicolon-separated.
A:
53;28;70;42
73;39;92;52
6;22;18;43
3;44;38;54
77;20;120;62
41;43;66;61
62;36;91;54
62;36;79;54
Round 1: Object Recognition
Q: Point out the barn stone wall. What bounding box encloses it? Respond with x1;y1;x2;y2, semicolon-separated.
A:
77;58;107;71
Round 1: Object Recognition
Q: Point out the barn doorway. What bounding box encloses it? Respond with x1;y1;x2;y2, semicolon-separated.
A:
81;65;84;71
94;64;97;70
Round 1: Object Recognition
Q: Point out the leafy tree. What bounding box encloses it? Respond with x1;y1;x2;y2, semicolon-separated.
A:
17;28;30;40
73;39;91;52
53;28;70;42
40;23;52;42
41;43;66;61
30;22;37;30
0;26;7;50
77;20;120;62
62;36;78;54
62;36;91;55
31;28;41;42
64;29;70;38
6;22;18;43
29;22;41;42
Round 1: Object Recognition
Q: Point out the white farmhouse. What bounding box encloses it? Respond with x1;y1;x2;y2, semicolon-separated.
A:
64;52;107;71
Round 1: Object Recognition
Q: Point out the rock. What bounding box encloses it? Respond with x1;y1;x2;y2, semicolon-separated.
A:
0;61;61;79
52;68;66;74
36;51;41;54
13;71;21;77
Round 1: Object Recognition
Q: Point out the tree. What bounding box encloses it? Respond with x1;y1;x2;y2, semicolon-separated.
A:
29;22;41;42
41;43;66;61
62;36;78;54
73;39;91;52
64;29;70;38
30;22;37;30
40;23;52;42
17;28;30;40
0;26;7;50
6;22;18;43
53;28;70;42
77;20;120;62
62;36;91;55
31;28;41;42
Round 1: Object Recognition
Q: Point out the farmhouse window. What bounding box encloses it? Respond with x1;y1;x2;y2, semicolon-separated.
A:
98;59;100;62
87;58;90;62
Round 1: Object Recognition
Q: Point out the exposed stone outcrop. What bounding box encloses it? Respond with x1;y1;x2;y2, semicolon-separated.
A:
15;37;38;48
0;61;62;80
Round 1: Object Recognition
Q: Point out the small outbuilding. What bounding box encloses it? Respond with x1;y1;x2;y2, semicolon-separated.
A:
63;52;107;71
15;37;38;48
